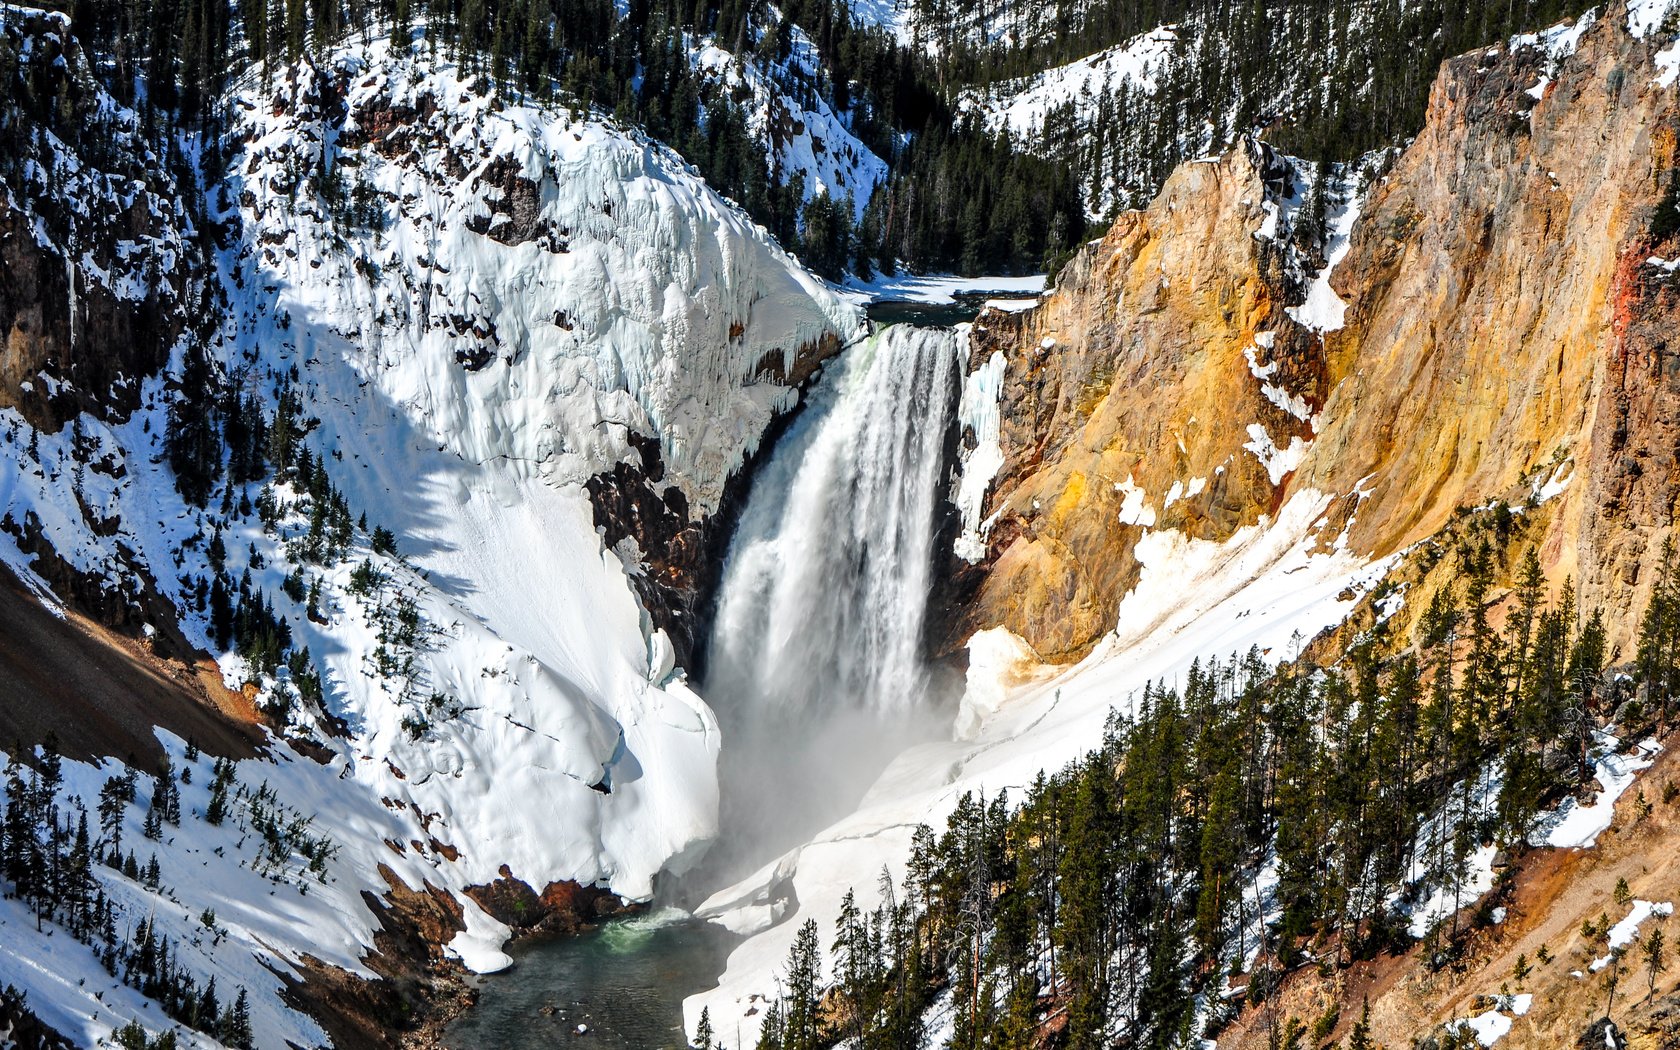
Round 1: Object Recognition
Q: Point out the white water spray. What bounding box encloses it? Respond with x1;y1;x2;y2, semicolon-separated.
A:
703;324;963;863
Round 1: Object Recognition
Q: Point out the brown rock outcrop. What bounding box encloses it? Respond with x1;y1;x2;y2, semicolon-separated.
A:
463;866;633;937
1305;11;1678;638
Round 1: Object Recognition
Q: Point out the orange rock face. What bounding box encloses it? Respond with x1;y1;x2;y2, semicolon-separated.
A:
948;142;1324;660
952;0;1680;660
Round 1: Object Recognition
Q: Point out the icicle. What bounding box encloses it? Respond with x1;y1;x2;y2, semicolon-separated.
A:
66;250;76;352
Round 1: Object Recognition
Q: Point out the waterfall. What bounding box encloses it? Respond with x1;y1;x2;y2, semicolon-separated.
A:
702;324;962;862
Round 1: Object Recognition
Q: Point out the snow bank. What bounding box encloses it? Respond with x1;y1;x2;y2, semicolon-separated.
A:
841;271;1047;305
1534;736;1661;848
954;626;1039;740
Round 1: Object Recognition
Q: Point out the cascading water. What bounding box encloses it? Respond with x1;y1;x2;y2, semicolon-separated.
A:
702;323;963;865
448;324;966;1049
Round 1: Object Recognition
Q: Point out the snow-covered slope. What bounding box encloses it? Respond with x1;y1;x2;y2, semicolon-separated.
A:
233;34;860;513
952;24;1190;216
0;16;864;1047
0;732;436;1049
958;26;1179;141
691;17;889;224
213;20;864;887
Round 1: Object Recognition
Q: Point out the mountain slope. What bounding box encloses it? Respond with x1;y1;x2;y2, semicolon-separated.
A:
0;13;861;1048
950;0;1680;664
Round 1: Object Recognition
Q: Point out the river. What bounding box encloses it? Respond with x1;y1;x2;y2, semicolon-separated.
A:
444;910;738;1049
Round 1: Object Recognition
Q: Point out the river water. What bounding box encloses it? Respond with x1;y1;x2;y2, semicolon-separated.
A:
444;910;738;1050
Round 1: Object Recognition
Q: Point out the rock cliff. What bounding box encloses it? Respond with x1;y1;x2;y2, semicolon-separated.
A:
0;9;203;433
950;0;1680;660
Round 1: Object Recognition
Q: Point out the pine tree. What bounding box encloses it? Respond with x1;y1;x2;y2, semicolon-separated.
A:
782;918;823;1050
1638;537;1679;729
1603;945;1628;1020
695;1005;715;1050
221;987;254;1049
166;345;223;507
1346;997;1376;1050
1644;926;1667;1003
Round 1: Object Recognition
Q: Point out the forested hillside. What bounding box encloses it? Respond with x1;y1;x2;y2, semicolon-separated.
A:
16;0;1605;279
731;520;1680;1050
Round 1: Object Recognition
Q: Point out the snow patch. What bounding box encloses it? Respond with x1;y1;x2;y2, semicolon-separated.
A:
1590;900;1675;970
1243;423;1310;484
1393;762;1505;938
691;22;888;224
1451;994;1534;1047
448;899;516;974
1533;460;1575;502
1116;474;1158;526
1629;0;1679;38
1534;736;1662;848
1163;476;1207;508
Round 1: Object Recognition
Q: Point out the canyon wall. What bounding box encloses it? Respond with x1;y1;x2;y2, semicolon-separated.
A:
952;0;1680;660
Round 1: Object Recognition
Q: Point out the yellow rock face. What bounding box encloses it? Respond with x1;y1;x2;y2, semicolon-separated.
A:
952;142;1324;661
955;3;1680;660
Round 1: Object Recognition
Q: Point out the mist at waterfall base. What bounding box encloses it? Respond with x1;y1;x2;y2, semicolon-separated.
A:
700;324;965;874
